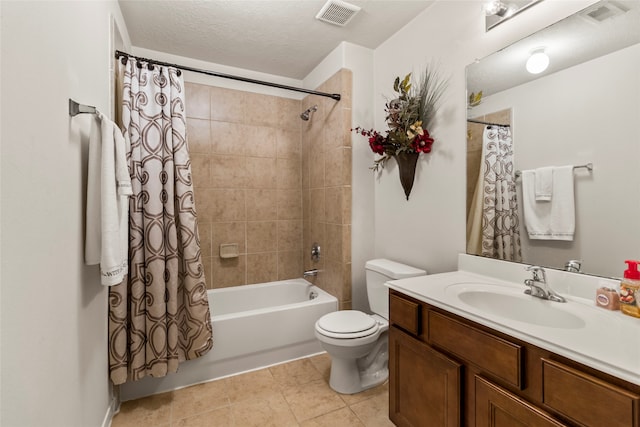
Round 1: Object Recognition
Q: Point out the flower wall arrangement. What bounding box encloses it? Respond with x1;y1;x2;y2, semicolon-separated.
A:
353;66;447;199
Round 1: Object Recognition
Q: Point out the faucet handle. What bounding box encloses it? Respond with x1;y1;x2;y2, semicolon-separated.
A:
526;265;546;282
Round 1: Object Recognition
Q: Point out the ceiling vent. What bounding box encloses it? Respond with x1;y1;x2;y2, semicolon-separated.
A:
315;0;361;27
579;1;627;24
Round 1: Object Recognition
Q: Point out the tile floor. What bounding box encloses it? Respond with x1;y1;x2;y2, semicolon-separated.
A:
111;353;394;427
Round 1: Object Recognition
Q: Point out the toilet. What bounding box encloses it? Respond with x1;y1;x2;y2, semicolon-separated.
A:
314;258;426;394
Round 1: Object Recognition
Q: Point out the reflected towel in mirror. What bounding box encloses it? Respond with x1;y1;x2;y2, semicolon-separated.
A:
522;165;575;241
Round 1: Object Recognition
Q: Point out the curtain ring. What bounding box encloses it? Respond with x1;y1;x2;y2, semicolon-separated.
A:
136;60;143;69
177;69;182;77
120;56;128;65
148;63;154;71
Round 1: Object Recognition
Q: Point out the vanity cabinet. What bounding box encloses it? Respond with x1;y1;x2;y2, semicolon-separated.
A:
388;290;640;427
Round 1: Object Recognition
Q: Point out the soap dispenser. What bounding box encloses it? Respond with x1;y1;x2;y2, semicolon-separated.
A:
619;260;640;318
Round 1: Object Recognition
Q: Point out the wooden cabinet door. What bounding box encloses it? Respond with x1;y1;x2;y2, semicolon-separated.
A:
475;376;567;427
389;326;461;427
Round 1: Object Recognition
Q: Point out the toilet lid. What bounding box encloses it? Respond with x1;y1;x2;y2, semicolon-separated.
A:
317;311;377;338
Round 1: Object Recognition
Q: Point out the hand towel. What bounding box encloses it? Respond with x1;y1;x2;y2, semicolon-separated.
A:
522;165;575;241
534;166;553;201
85;111;133;285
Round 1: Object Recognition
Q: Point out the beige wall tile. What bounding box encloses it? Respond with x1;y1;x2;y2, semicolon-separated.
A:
278;220;302;252
245;92;278;127
185;83;210;120
212;222;246;255
277;129;301;159
190;154;210;189
203;256;213;289
246;252;278;285
309;146;325;188
245;125;276;158
204;189;245;222
210;86;245;123
324;187;342;225
324;148;345;187
277;158;301;190
277;97;303;132
186;118;211;154
278;250;302;280
246;221;277;253
325;223;343;263
198;222;212;258
210;154;245;189
342;186;352;225
277;189;302;220
210;121;244;156
246;189;277;220
211;255;246;288
309;188;325;224
246;157;277;189
343;228;351;263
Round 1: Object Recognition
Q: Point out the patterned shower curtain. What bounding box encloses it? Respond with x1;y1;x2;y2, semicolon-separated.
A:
108;58;213;385
476;126;522;262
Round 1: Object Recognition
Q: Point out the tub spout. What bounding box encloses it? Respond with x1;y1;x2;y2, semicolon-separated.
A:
303;269;319;278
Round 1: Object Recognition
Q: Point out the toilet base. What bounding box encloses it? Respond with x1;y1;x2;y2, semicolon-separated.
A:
327;333;389;394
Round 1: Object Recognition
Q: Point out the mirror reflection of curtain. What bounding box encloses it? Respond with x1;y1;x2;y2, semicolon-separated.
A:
467;126;521;261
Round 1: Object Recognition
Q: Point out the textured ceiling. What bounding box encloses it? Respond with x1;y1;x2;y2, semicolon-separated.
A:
119;0;433;79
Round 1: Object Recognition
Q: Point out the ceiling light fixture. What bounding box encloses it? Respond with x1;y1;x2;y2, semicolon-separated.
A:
526;48;550;74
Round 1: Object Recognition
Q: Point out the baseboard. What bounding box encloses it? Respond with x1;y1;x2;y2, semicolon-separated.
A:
101;393;120;427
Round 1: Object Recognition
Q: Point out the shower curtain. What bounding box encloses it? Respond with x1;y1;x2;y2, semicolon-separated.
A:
467;126;521;262
108;58;213;385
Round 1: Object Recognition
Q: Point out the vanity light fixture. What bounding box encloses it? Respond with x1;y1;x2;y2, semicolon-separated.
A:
526;48;550;74
484;0;517;17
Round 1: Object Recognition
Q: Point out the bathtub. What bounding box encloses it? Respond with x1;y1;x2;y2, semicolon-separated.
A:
120;278;337;401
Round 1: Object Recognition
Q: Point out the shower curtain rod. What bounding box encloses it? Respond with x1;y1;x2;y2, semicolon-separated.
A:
467;119;510;127
115;50;341;101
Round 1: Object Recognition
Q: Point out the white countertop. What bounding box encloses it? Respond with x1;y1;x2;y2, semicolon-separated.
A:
385;267;640;386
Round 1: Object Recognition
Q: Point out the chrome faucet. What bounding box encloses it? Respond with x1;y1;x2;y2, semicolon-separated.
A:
303;269;319;278
524;266;566;303
564;259;582;273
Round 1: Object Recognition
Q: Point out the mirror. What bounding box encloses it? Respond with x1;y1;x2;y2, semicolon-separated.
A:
466;0;640;279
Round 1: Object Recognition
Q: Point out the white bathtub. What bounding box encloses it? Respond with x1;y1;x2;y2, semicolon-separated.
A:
120;278;337;401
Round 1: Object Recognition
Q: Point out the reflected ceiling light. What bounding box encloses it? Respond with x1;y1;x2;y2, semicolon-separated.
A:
526;48;550;74
484;1;517;17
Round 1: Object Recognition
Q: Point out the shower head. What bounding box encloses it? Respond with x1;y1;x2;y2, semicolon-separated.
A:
300;105;318;121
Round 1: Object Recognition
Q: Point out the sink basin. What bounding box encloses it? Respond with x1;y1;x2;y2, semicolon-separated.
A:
448;283;586;329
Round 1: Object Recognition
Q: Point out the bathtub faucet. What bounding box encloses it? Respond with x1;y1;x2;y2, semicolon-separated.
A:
303;269;319;278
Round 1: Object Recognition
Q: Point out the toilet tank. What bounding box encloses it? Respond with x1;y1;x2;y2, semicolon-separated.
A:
365;259;427;319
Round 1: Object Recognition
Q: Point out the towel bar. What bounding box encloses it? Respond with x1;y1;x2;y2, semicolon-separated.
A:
69;99;96;117
515;163;592;178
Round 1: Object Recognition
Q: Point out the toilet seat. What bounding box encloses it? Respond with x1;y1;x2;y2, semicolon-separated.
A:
316;310;378;339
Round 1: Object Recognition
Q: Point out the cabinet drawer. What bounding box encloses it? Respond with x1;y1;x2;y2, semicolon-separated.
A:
542;359;640;427
429;311;523;388
389;293;421;335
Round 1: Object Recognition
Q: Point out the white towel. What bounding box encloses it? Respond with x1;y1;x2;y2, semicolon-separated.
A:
85;111;133;285
522;165;575;241
534;166;553;201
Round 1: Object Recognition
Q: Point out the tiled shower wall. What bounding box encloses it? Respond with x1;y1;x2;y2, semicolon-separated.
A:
302;70;353;309
184;69;353;309
185;83;304;288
